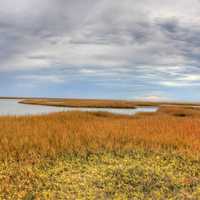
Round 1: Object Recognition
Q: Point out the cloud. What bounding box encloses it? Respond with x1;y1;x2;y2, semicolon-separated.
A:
179;75;200;81
1;0;200;70
134;93;171;102
0;0;200;99
142;95;168;102
18;75;65;84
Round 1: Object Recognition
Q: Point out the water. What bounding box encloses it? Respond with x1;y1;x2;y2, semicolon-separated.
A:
0;99;158;116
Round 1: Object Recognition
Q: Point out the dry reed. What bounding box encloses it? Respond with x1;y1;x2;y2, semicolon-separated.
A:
20;98;200;108
0;106;200;163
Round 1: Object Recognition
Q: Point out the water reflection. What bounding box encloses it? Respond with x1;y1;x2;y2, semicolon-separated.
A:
0;99;158;116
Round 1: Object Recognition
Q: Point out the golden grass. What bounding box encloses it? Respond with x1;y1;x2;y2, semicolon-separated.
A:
20;99;143;108
158;105;200;117
0;106;200;163
1;106;200;199
19;98;200;108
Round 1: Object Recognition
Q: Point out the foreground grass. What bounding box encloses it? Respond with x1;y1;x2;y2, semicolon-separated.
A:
2;150;200;199
1;109;200;162
0;106;200;199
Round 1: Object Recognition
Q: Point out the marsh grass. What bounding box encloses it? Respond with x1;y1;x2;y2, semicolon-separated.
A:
158;105;200;118
0;108;200;162
0;106;200;199
20;98;200;108
20;99;139;108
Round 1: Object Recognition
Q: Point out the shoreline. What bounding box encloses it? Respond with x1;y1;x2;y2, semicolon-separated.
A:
18;98;200;108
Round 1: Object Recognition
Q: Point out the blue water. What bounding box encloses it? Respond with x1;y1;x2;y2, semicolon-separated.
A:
0;99;158;116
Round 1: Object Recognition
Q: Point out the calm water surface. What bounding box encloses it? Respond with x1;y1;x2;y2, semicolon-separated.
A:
0;99;158;116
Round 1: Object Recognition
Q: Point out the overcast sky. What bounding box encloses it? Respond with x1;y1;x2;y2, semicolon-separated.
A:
0;0;200;101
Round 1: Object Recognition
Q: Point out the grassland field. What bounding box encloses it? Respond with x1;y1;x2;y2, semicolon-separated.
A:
0;99;200;199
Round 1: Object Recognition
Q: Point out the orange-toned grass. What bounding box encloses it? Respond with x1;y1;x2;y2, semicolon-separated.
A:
20;99;142;108
158;105;200;117
20;98;200;108
0;106;200;163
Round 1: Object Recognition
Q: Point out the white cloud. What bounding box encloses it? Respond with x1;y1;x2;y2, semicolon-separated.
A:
160;81;200;87
18;75;65;83
180;75;200;81
135;95;170;102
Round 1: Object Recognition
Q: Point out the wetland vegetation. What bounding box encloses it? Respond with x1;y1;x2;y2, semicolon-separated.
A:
0;101;200;199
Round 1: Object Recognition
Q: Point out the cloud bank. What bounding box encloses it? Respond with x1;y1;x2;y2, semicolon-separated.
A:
0;0;200;100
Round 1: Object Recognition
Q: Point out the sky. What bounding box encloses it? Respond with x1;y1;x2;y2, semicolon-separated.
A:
0;0;200;102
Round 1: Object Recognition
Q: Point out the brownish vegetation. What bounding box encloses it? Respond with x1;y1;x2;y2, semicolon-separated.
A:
19;98;200;108
1;105;200;199
158;105;200;117
0;106;200;163
20;98;147;108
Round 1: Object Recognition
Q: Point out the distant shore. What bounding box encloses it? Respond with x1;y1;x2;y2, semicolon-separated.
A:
20;98;200;108
1;97;200;109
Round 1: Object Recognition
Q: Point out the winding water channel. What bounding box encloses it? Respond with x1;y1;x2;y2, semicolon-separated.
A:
0;99;158;116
